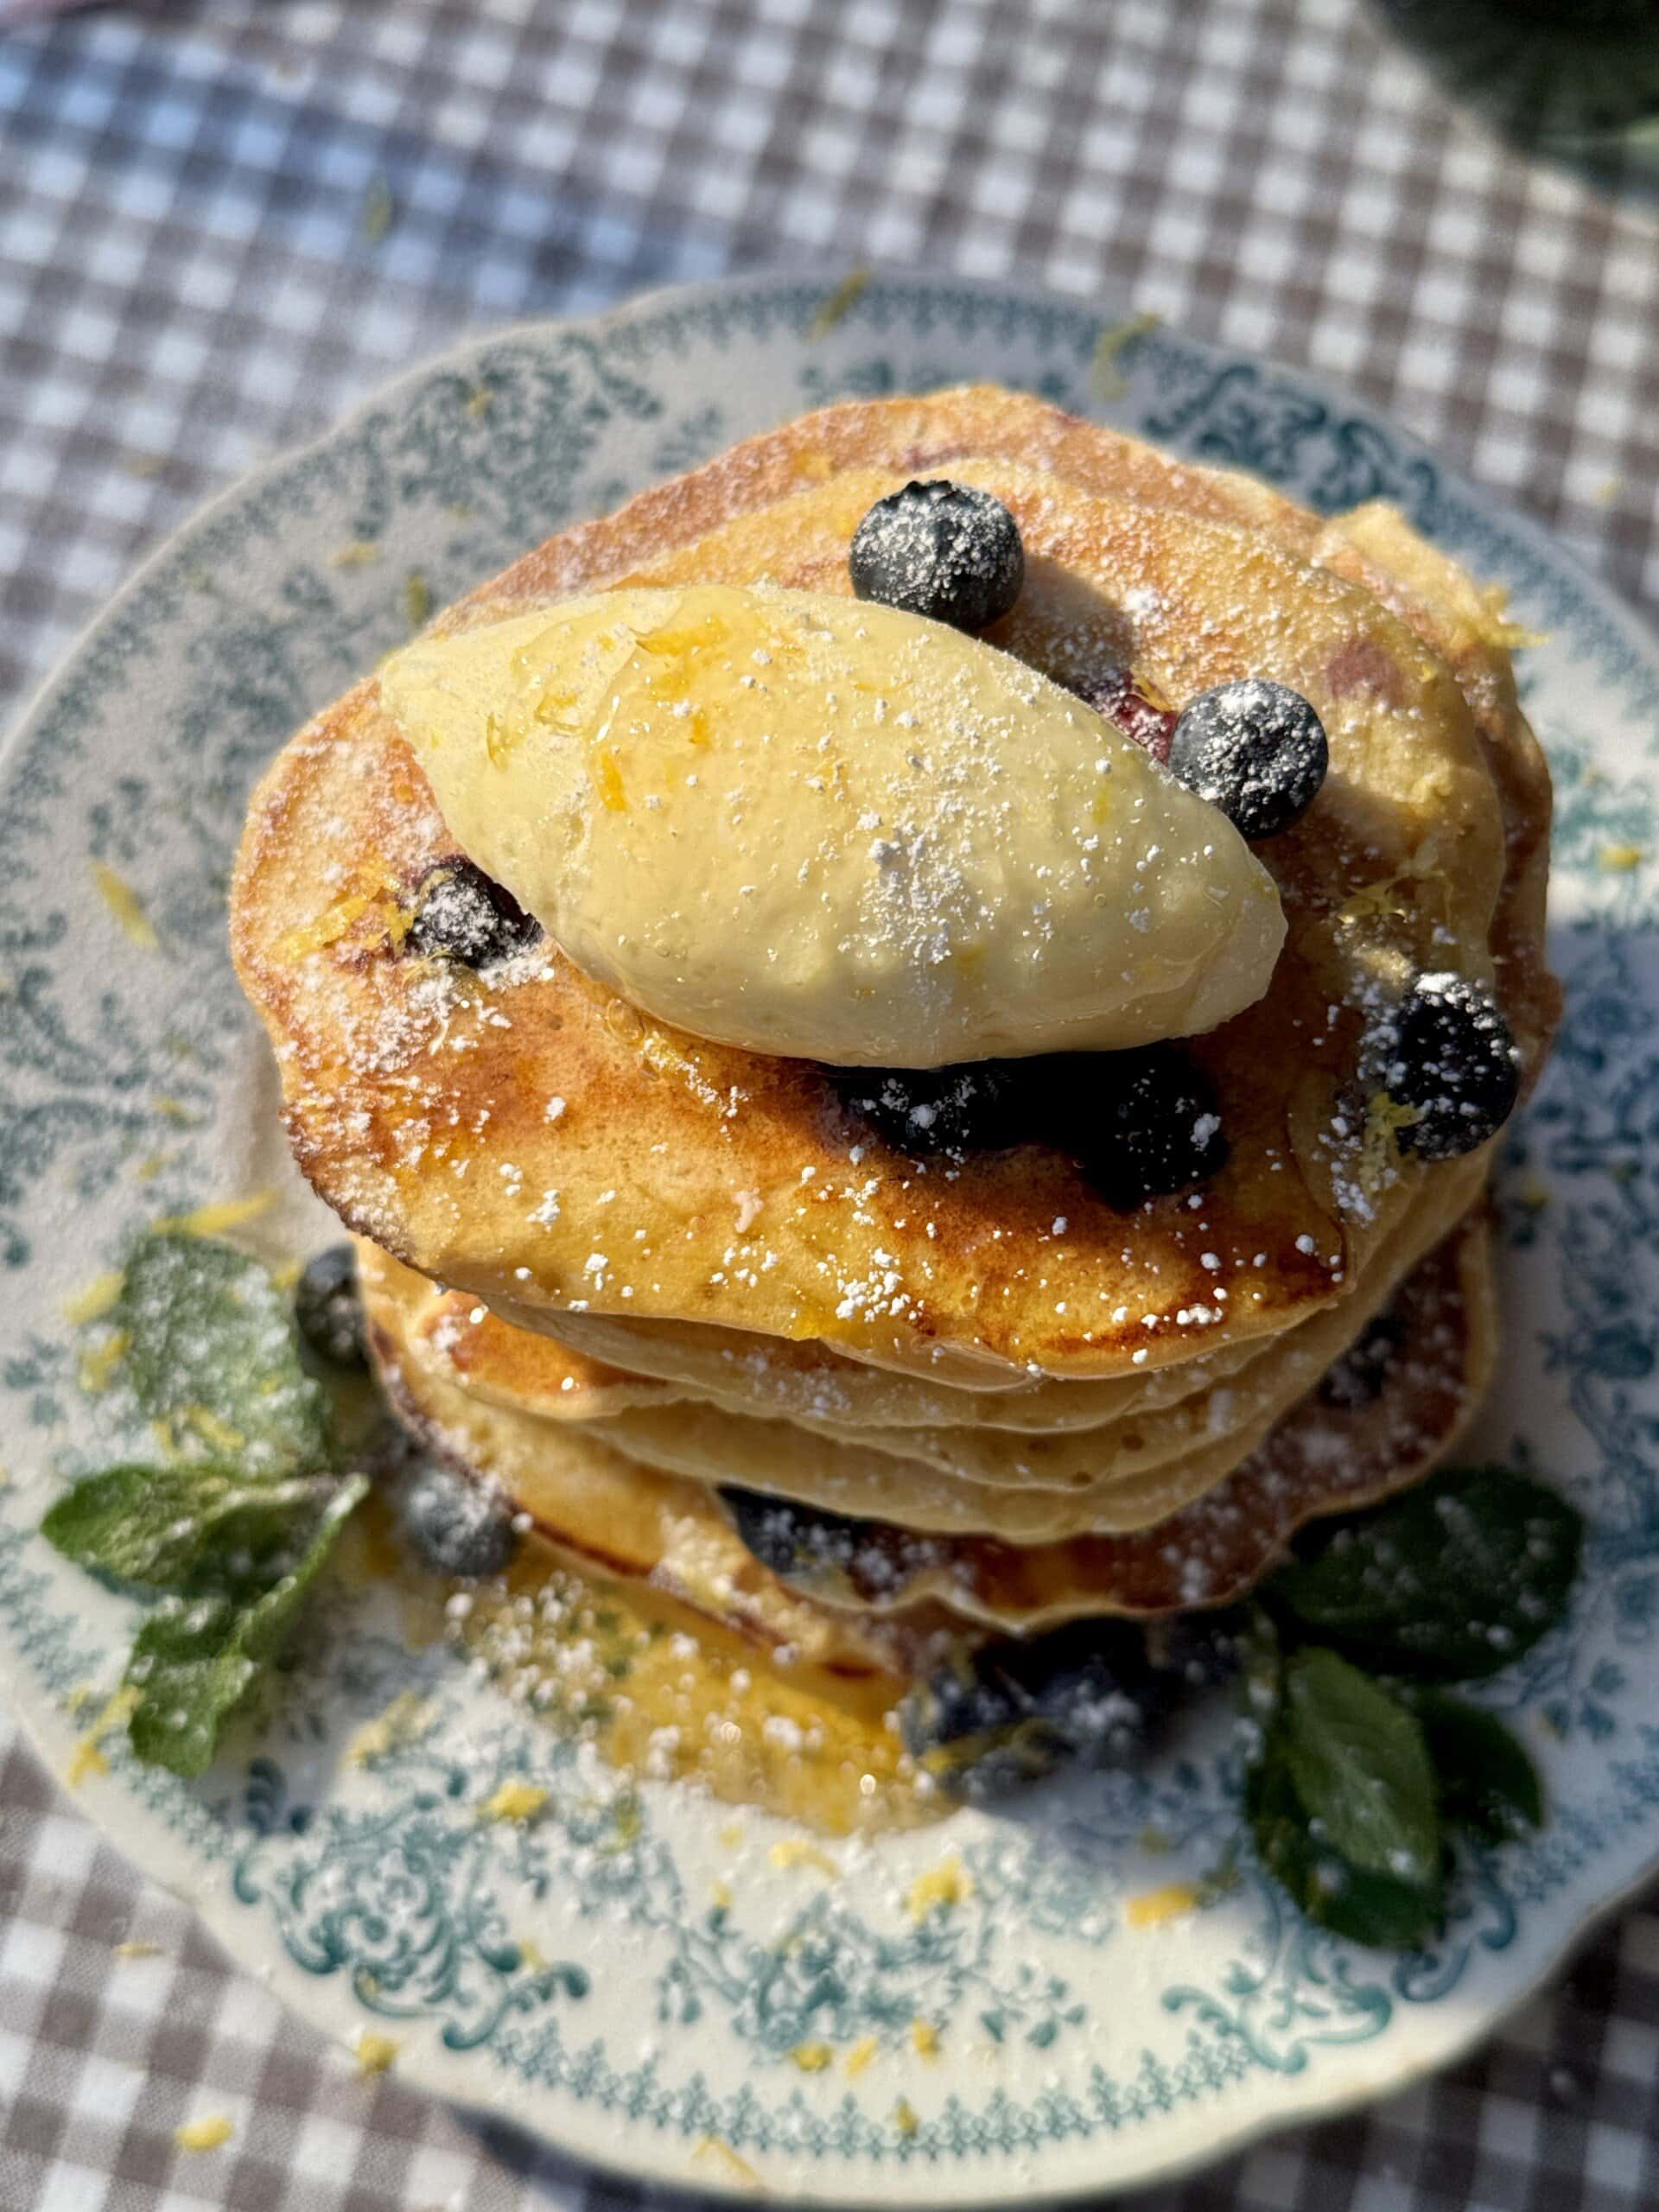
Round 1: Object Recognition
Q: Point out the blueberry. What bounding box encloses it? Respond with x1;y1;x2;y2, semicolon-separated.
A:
827;1059;1024;1157
293;1243;367;1370
398;1457;520;1579
903;1621;1189;1800
1048;1044;1228;1208
406;856;541;968
1318;1305;1407;1410
849;480;1024;632
1382;974;1520;1161
1167;678;1328;839
721;1486;929;1601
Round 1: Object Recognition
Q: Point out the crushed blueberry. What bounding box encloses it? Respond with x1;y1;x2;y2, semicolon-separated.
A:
849;479;1024;632
1167;678;1328;839
406;856;541;969
903;1618;1224;1800
721;1485;931;1600
1318;1305;1408;1409
827;1059;1024;1157
1047;1044;1229;1208
293;1243;367;1370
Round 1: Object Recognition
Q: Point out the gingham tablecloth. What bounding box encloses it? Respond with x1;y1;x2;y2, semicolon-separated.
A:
3;3;1659;2207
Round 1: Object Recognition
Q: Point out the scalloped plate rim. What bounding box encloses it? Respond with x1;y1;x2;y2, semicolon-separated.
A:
1;266;1656;2206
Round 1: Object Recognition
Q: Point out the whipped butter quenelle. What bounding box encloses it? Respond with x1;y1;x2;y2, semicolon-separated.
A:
378;583;1286;1066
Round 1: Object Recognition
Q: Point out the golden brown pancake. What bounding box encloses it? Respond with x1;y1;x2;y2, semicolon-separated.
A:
357;1144;1484;1542
365;1213;1493;1649
232;395;1541;1383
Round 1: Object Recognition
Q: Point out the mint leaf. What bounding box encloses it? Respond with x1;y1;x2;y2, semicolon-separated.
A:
1266;1465;1584;1681
124;1475;368;1777
1279;1648;1441;1891
42;1465;340;1591
1411;1690;1544;1844
1245;1739;1443;1948
119;1234;327;1476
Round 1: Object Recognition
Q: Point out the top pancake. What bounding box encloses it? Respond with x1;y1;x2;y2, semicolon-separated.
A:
232;388;1543;1379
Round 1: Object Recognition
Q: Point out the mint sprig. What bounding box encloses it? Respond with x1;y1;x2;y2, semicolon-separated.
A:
1243;1463;1580;1948
120;1232;328;1474
42;1464;340;1592
45;1233;368;1777
125;1476;368;1777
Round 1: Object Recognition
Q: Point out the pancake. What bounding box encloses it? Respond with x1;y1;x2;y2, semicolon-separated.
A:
365;1212;1493;1648
357;1142;1484;1541
232;402;1531;1383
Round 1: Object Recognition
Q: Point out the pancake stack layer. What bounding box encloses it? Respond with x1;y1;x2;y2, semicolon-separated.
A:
232;386;1558;1681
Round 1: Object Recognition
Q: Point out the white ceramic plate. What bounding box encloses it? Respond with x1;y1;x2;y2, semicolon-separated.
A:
3;272;1659;2206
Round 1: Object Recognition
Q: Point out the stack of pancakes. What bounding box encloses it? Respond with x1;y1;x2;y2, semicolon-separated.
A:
232;386;1558;1684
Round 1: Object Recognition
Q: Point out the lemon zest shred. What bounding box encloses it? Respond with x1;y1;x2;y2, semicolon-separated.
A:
1126;1881;1203;1929
844;2035;879;2079
1357;1090;1421;1199
404;570;431;630
1599;842;1644;872
354;2032;400;2076
151;1192;276;1237
791;2042;834;2073
64;1270;124;1325
78;1331;130;1395
347;1692;432;1768
808;267;869;338
910;2018;940;2060
892;2098;919;2137
769;1839;841;1878
711;1878;734;1910
91;863;159;950
175;2115;235;2153
479;1779;549;1825
590;743;626;812
1091;309;1161;400
184;1404;245;1455
694;2137;763;2190
906;1854;973;1919
113;1941;162;1959
67;1687;142;1786
332;539;380;569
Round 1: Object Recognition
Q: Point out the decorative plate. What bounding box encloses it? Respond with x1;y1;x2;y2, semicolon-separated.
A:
3;272;1658;2207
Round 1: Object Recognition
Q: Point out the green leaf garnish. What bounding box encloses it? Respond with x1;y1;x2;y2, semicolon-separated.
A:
124;1476;368;1777
1245;1741;1444;1949
1279;1648;1441;1890
42;1464;340;1591
1410;1689;1545;1844
1265;1465;1584;1681
119;1232;327;1475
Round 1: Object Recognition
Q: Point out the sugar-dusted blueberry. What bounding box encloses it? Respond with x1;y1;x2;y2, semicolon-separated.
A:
1048;1043;1228;1208
1383;973;1521;1161
406;856;541;969
849;479;1024;632
397;1457;520;1580
828;1058;1023;1157
1167;678;1328;839
293;1243;368;1370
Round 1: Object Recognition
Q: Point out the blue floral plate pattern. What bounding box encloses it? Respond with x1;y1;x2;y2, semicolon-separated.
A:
2;273;1658;2204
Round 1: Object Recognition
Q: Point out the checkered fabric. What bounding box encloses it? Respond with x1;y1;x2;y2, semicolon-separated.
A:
2;0;1658;2205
